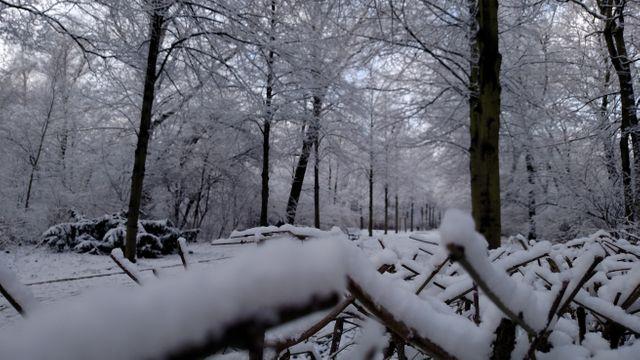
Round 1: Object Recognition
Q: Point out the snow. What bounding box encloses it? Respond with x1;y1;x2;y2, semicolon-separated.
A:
574;290;640;334
345;240;493;359
345;319;387;359
177;237;193;269
0;238;350;360
3;223;640;359
0;259;38;315
0;242;247;327
439;209;549;332
110;248;145;285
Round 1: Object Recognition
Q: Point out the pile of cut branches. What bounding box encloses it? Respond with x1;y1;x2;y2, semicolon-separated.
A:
2;218;640;359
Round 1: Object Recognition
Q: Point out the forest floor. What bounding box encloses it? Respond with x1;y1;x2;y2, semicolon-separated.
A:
0;229;433;328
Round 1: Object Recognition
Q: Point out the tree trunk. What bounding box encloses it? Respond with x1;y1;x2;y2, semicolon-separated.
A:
25;81;56;209
124;7;165;261
410;202;414;232
600;65;618;183
384;185;389;234
314;136;320;228
525;150;537;240
368;164;373;237
395;194;399;233
469;0;502;248
599;0;639;222
285;95;321;224
260;0;276;227
333;162;339;204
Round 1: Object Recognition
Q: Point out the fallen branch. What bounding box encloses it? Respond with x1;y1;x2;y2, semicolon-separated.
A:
110;249;144;285
347;278;457;360
0;260;38;316
167;293;340;360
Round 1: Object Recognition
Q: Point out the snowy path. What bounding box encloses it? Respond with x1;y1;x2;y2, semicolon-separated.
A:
0;242;251;327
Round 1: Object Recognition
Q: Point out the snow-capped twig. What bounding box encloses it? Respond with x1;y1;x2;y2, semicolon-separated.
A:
167;293;340;360
177;237;191;270
110;248;144;285
347;278;457;360
0;260;38;316
573;291;640;335
556;248;604;315
268;295;355;353
525;281;569;357
447;243;536;336
440;210;545;335
415;257;449;295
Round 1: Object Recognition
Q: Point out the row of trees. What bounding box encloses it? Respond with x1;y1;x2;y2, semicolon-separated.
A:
0;0;637;255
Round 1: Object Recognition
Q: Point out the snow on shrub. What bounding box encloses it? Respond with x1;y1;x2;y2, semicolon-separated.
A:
40;212;198;257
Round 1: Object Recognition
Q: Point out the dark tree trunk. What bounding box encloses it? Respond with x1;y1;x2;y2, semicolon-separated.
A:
599;0;639;222
124;7;165;261
333;162;339;204
410;202;414;232
368;164;373;237
600;66;618;183
469;0;502;248
525;150;536;240
285;95;321;224
314;136;320;228
395;194;399;233
384;185;389;234
25;84;56;209
260;0;276;227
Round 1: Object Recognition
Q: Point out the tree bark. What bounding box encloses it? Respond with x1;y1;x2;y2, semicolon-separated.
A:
260;0;277;227
395;194;399;233
525;150;536;240
368;163;373;237
410;202;414;232
600;66;618;183
314;135;320;228
124;5;165;261
25;91;56;209
598;0;639;222
285;95;321;224
384;185;389;234
469;0;502;248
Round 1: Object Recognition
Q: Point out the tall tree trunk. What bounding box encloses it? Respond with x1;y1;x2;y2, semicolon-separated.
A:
285;95;321;224
599;0;639;222
314;136;320;228
368;164;373;237
124;6;165;261
599;65;618;183
525;150;536;240
395;194;399;233
260;0;276;227
469;0;502;248
25;89;56;209
384;185;389;234
333;162;339;204
410;202;414;232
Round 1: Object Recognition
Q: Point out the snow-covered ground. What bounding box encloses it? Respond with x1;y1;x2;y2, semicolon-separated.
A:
0;241;250;327
0;229;426;327
5;221;638;360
